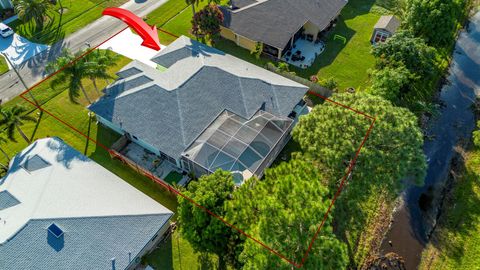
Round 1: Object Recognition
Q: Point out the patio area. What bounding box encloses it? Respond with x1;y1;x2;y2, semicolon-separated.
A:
119;141;189;186
281;39;326;69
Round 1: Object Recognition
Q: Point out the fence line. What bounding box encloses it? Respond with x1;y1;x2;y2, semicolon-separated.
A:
108;149;177;195
265;63;333;97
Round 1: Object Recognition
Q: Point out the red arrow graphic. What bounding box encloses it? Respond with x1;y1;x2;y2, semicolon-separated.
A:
102;7;161;51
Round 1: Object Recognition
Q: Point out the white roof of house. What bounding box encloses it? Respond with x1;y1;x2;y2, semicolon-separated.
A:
0;137;172;244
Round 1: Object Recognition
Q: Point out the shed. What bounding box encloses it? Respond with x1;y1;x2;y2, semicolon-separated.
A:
371;15;400;44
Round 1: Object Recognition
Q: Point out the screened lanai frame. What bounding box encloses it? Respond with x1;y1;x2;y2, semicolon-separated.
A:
182;110;294;181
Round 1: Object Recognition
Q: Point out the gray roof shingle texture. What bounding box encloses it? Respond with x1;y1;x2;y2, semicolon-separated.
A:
0;191;20;211
0;215;169;270
221;0;348;49
90;37;308;160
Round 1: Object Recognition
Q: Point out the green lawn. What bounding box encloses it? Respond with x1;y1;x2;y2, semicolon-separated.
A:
8;0;128;44
146;0;189;27
0;55;8;76
420;149;480;270
164;171;184;185
145;230;220;270
294;0;386;91
148;0;230;45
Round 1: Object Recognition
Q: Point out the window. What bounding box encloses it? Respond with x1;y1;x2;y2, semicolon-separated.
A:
374;31;390;43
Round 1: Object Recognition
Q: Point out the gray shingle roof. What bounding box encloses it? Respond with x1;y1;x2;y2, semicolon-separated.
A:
221;0;348;49
231;0;256;9
0;191;19;211
0;215;169;270
90;36;308;160
374;15;400;34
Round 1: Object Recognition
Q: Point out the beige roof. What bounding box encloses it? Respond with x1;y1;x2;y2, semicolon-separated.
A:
374;15;400;33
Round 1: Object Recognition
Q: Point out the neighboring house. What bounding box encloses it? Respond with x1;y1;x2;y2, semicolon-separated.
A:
0;0;12;9
219;0;348;59
0;137;173;270
371;15;400;44
89;36;309;185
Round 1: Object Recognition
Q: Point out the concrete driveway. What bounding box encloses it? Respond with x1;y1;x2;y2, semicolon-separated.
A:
0;32;49;68
99;28;164;68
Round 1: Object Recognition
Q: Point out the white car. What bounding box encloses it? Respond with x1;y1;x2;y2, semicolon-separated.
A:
0;23;14;38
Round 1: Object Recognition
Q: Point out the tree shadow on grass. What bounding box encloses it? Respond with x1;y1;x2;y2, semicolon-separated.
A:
342;0;378;20
145;234;174;270
15;20;66;79
197;252;219;270
29;109;44;142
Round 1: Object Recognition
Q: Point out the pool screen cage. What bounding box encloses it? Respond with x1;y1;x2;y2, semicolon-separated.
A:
182;110;293;182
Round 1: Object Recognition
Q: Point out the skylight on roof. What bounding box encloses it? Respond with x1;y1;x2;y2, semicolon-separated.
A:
21;155;51;173
48;223;64;238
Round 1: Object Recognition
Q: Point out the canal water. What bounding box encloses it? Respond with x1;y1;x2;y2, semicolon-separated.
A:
380;11;480;270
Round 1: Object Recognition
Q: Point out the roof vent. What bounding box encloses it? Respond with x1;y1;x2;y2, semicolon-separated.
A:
48;223;64;238
22;155;51;173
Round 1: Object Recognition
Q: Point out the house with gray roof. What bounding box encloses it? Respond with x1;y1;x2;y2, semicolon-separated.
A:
219;0;348;59
0;137;173;270
89;36;309;185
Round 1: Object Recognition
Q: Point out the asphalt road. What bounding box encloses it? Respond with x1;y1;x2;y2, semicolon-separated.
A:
0;0;167;104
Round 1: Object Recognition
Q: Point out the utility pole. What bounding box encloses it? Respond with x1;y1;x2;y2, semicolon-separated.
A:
1;52;39;106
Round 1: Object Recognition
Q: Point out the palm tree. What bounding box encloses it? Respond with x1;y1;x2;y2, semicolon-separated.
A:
0;133;11;163
85;50;118;96
12;0;52;29
46;49;93;104
0;105;37;144
186;0;202;15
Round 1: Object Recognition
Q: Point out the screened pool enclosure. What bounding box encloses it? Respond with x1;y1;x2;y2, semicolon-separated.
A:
182;110;293;185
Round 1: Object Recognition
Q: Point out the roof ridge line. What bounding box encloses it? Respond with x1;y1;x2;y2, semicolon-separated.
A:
175;86;188;148
232;0;269;13
30;212;173;221
237;76;249;118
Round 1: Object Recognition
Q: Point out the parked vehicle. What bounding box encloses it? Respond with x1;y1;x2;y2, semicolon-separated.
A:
0;23;13;38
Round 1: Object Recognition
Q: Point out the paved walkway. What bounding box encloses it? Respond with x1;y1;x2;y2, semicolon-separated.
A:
0;0;168;104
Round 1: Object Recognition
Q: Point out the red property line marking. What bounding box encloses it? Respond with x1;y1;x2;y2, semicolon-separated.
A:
299;94;376;267
19;30;376;267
